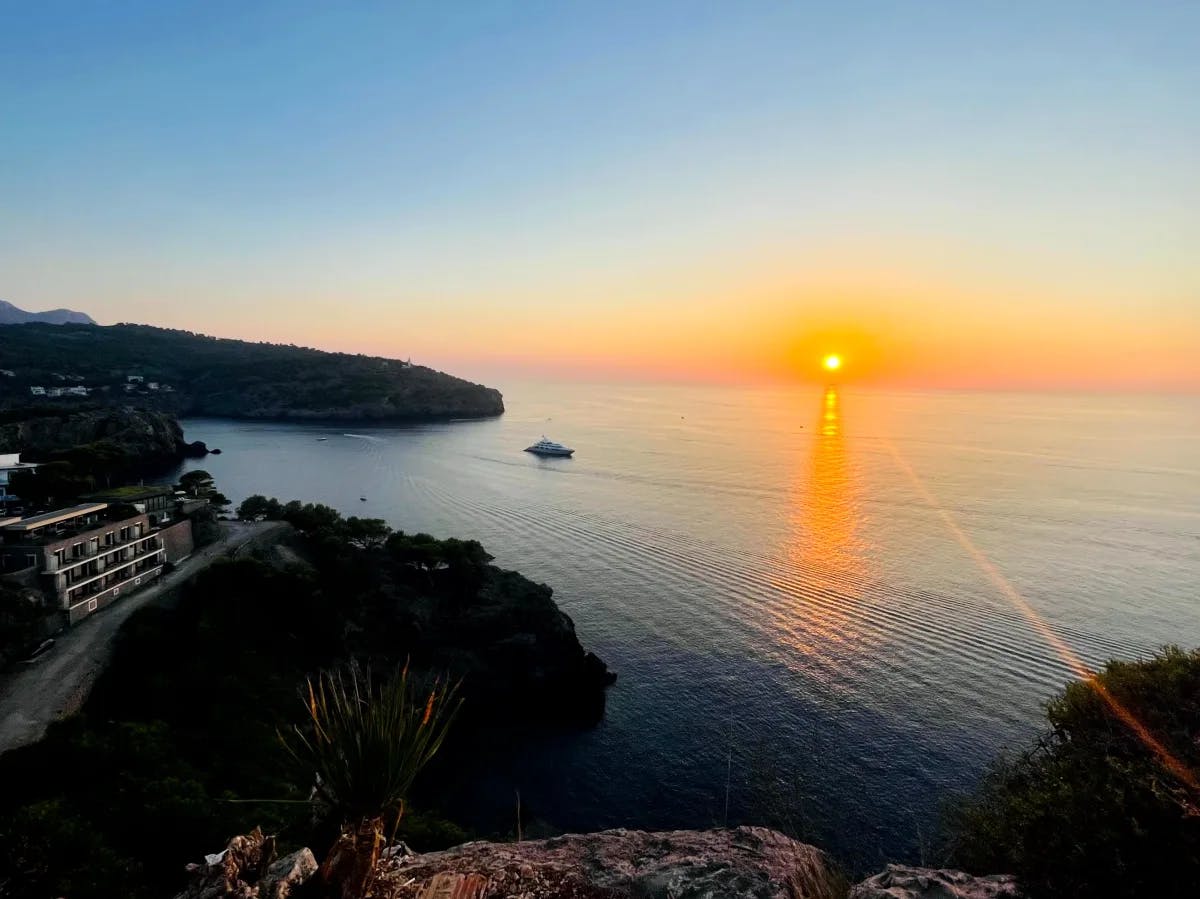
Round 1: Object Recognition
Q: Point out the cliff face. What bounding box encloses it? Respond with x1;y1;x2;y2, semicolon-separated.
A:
0;406;196;466
404;567;615;723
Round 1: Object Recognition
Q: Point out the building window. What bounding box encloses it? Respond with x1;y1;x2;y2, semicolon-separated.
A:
72;542;83;559
119;527;130;541
105;531;115;546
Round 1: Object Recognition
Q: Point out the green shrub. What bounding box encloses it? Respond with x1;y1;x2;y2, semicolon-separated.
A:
947;646;1200;898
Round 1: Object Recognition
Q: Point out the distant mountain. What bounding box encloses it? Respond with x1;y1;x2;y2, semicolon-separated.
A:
0;300;95;325
0;322;504;421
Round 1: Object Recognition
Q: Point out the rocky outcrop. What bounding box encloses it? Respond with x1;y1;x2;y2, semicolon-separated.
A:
374;827;843;899
181;827;842;899
391;566;616;724
0;406;192;467
179;828;1023;899
849;865;1019;899
175;827;317;899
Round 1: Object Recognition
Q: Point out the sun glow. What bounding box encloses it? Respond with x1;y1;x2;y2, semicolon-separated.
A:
822;354;842;372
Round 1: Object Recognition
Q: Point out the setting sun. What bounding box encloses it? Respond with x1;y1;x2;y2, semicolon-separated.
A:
823;354;842;372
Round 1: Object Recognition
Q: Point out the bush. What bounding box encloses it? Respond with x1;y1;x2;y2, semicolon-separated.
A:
189;505;222;547
947;647;1200;898
0;586;46;669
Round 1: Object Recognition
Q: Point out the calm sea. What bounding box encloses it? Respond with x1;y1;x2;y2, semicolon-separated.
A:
176;383;1200;868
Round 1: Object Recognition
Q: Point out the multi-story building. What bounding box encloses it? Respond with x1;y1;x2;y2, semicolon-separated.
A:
0;501;194;625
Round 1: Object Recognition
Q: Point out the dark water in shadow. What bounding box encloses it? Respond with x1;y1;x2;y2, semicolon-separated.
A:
175;383;1200;867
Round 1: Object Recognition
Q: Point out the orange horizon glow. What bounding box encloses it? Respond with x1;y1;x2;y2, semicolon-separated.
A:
259;263;1199;390
49;256;1200;393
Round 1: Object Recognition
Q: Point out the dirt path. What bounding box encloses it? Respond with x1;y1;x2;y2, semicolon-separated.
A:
0;520;290;755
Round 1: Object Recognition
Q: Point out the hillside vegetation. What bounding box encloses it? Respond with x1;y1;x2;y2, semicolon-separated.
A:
0;323;503;421
947;647;1200;898
0;504;611;898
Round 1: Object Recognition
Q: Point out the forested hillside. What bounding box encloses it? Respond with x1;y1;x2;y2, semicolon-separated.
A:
0;323;503;420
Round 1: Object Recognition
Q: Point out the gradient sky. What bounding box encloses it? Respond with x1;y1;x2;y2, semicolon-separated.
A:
2;1;1197;388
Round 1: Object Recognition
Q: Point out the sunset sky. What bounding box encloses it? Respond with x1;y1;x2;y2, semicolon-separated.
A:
2;2;1197;389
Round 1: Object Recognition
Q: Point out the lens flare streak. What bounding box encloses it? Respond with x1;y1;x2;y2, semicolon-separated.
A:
883;439;1199;796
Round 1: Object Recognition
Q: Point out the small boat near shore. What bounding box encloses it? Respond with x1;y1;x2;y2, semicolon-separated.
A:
525;436;574;457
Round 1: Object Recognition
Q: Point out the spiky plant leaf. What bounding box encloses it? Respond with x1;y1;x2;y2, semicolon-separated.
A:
280;661;460;822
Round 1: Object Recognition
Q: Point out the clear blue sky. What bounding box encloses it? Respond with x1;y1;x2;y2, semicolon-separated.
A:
2;2;1197;386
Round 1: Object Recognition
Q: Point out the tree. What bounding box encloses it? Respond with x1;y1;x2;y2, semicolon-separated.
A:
280;502;342;536
385;532;444;572
947;647;1200;898
342;517;391;549
0;585;44;670
177;470;214;497
237;495;281;521
440;538;493;590
189;505;221;547
279;664;459;899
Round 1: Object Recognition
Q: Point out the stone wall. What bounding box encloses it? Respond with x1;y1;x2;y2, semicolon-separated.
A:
159;518;195;563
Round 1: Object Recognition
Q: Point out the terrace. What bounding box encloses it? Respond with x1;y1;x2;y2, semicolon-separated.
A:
0;503;109;545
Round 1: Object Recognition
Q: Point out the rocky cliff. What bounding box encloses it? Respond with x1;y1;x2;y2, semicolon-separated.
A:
178;827;1018;899
401;566;616;723
0;405;202;467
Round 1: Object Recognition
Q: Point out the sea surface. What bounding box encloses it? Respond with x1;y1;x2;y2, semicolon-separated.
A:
176;383;1200;868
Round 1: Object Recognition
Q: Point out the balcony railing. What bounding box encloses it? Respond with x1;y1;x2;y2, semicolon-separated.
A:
60;548;164;600
66;563;164;611
44;529;160;573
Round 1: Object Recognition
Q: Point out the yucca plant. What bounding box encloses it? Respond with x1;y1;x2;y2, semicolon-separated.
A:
280;662;461;898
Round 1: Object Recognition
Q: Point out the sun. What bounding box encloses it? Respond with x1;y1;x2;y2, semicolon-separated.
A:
822;354;842;372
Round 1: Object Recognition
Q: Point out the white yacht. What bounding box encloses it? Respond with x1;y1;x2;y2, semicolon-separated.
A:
525;436;574;457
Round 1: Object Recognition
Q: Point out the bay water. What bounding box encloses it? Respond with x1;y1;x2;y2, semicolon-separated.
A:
175;383;1200;867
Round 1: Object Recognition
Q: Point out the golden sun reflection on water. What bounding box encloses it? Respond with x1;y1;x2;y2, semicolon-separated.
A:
767;387;874;659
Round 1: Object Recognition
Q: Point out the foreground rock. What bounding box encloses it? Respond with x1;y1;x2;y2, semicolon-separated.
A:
178;829;1023;899
175;827;317;899
849;865;1018;899
374;826;844;899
